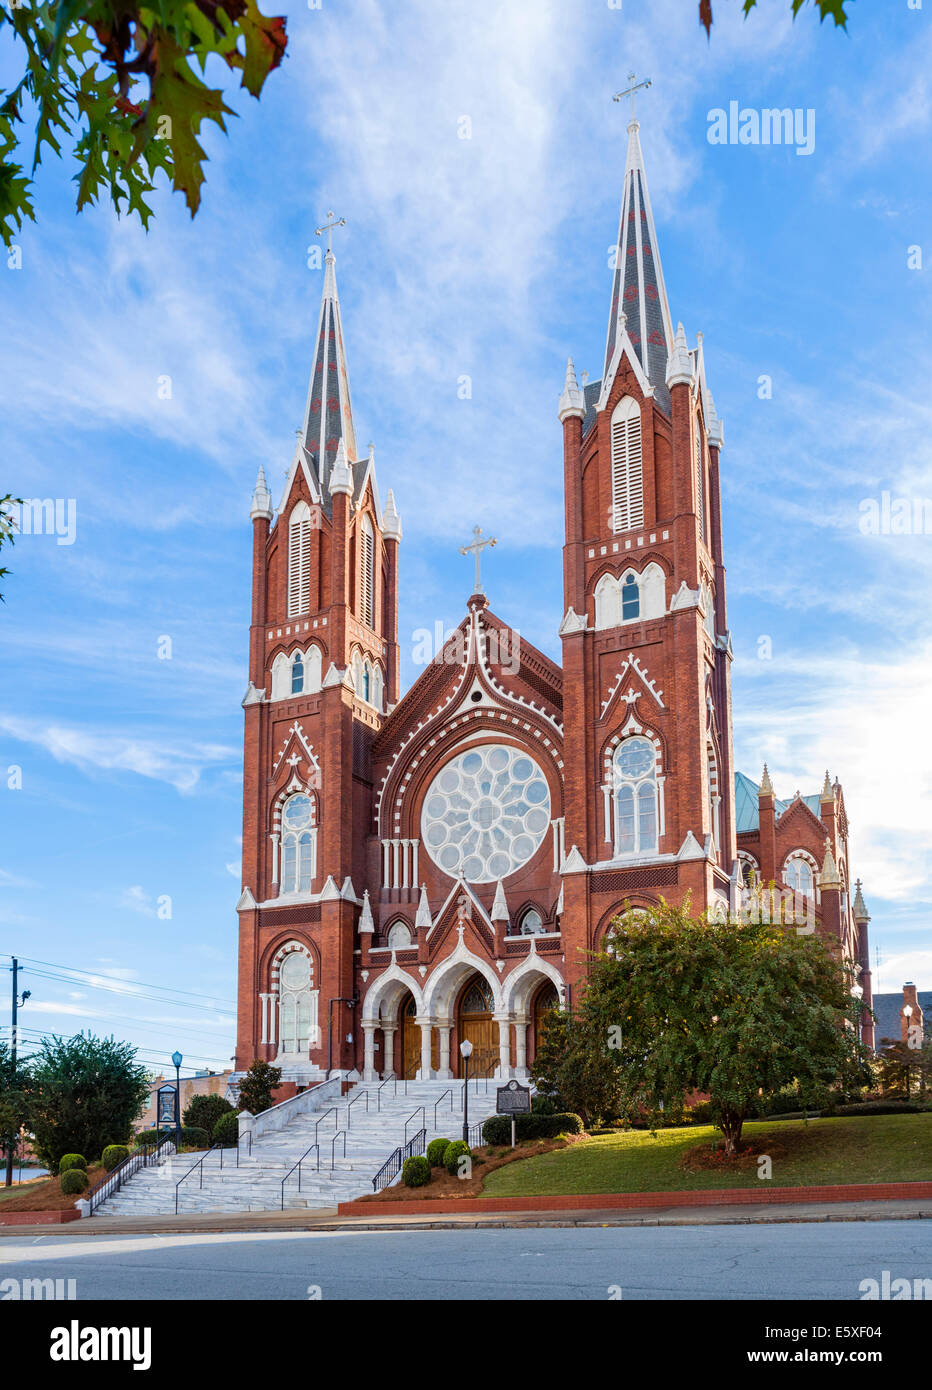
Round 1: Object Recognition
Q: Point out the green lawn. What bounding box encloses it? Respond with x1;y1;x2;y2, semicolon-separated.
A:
481;1114;932;1197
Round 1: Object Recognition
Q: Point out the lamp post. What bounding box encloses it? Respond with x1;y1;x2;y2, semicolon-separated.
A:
171;1051;183;1150
459;1040;473;1143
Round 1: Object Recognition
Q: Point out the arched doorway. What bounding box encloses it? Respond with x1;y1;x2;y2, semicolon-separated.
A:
530;981;559;1066
456;975;496;1077
399;994;420;1080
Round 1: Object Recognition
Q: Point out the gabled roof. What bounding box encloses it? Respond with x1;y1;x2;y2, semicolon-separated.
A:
735;770;825;835
602;119;674;412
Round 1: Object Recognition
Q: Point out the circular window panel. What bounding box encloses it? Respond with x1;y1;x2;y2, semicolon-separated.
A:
420;743;551;884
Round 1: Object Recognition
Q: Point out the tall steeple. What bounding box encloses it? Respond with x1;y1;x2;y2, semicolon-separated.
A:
603;118;674;406
301;244;358;496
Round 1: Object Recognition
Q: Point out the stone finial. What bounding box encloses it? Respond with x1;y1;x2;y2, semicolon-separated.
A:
382;487;402;542
820;840;842;891
328;438;353;497
821;770;834;801
665;321;694;390
250;464;273;521
558;357;585;423
415;884;432;930
490;879;509;924
852;879;870;922
358;889;374;935
758;764;774;797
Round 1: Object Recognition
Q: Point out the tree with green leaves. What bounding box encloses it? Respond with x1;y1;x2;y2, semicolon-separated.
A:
28;1031;149;1172
182;1089;233;1135
699;0;851;36
0;1041;33;1184
1;0;287;247
530;1003;622;1129
563;901;872;1156
235;1058;281;1116
876;1037;932;1099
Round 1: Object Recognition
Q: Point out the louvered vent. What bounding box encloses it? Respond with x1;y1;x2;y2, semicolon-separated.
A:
696;418;706;545
288;510;311;617
610;398;644;533
360;516;374;629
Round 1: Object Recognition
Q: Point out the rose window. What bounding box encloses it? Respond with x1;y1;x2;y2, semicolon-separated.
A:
421;743;551;883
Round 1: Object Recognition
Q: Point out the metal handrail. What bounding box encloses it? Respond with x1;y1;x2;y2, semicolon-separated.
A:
329;1129;347;1170
174;1142;227;1215
376;1077;397;1110
404;1106;425;1145
86;1135;175;1214
433;1088;454;1128
346;1090;369;1128
371;1127;426;1192
280;1142;320;1209
311;1106;340;1142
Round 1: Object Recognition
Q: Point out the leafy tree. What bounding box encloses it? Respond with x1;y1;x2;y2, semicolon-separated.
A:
699;0;851;36
1;0;287;247
182;1091;232;1135
0;495;22;601
530;1004;622;1128
876;1037;932;1099
28;1031;149;1171
0;1041;33;1184
580;901;872;1155
235;1058;281;1116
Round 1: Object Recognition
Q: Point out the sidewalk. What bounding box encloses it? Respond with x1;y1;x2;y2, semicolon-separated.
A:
1;1196;929;1238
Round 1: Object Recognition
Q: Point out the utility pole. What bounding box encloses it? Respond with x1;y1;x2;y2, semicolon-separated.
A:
5;958;30;1188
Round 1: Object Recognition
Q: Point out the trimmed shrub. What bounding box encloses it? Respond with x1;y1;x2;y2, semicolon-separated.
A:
213;1111;240;1147
61;1168;89;1195
101;1145;129;1172
401;1155;430;1188
183;1093;233;1136
134;1126;209;1151
426;1137;451;1168
482;1112;584;1145
135;1128;175;1149
58;1154;87;1174
531;1094;558;1116
443;1140;472;1176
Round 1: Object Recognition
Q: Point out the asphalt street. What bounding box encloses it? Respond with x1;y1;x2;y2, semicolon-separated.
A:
1;1220;930;1300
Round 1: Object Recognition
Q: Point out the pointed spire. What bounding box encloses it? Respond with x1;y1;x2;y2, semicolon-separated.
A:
328;437;353;497
821;770;834;801
820;839;841;890
415;884;432;930
759;764;774;797
852;879;870;923
490;880;509;925
558;357;585;422
301;247;358;497
665;322;694;390
358;889;374;934
604;119;674;403
383;487;402;543
249;464;273;521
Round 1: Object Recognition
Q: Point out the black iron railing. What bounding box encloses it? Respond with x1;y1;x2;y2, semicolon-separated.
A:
280;1142;320;1209
86;1135;176;1215
371;1127;427;1192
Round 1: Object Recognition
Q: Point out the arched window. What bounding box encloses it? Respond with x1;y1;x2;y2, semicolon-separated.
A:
621;572;640;621
351;650;364;698
359;514;375;629
519;908;545;936
707;743;720;849
610;396;644;534
291;652;304;695
306;645;322;693
288;501;312;618
280;794;316;894
594;574;620;630
738;853;759;889
613;736;658;856
785;855;815;900
277;947;317;1056
372;665;384;713
387;921;411;949
362;659;372;704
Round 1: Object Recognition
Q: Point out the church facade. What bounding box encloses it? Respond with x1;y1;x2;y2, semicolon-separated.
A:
232;119;874;1089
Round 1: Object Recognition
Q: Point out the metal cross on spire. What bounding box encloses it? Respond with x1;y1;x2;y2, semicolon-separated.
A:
613;72;652;122
459;525;497;595
315;210;346;255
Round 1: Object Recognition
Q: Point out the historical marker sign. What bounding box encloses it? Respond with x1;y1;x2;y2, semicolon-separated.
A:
496;1080;532;1115
157;1084;178;1127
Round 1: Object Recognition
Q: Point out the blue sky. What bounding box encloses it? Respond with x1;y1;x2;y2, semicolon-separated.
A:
2;0;930;1072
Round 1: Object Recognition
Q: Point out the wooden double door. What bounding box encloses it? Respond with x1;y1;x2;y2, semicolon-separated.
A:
457;976;497;1077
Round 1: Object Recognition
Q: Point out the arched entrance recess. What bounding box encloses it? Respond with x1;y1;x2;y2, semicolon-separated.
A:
456;974;496;1077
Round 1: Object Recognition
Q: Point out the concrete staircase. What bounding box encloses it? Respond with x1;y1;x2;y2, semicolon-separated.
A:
91;1078;501;1217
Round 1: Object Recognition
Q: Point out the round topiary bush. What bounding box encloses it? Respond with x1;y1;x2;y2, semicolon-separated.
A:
213;1111;240;1147
444;1139;472;1177
101;1145;130;1172
401;1155;430;1187
182;1093;234;1137
426;1137;451;1168
58;1154;87;1174
61;1168;89;1195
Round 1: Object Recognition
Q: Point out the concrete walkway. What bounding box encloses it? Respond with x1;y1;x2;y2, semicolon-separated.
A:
2;1195;929;1238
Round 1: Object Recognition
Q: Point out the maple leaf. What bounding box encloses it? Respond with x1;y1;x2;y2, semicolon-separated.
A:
146;33;235;215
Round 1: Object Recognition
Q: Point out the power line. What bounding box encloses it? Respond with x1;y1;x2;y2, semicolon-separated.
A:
8;1024;230;1070
7;964;234;1017
3;954;235;1009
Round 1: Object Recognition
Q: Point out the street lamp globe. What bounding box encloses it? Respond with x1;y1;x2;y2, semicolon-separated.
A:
459;1040;473;1059
171;1051;183;1069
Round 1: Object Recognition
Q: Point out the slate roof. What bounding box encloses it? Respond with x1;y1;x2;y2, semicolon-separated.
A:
872;992;931;1047
734;770;823;834
300;251;358;509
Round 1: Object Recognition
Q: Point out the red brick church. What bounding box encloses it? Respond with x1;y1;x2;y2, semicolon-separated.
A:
233;118;874;1088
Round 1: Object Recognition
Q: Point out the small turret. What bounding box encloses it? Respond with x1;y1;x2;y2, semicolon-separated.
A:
250;464;273;521
558;357;585;422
